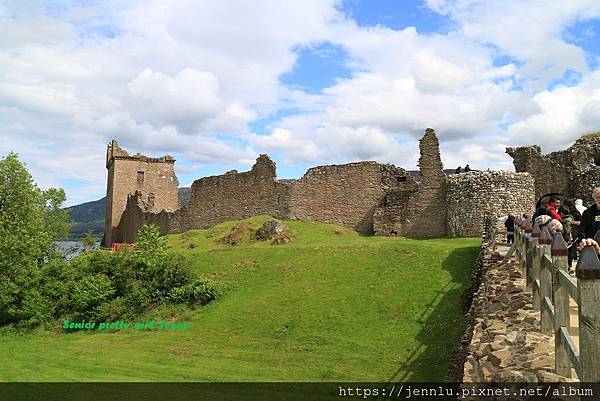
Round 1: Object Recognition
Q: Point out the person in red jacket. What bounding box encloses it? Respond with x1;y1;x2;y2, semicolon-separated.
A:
547;196;562;222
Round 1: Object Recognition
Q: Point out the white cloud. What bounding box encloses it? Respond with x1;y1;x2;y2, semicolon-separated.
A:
506;69;600;149
2;0;600;207
127;68;223;132
424;0;600;85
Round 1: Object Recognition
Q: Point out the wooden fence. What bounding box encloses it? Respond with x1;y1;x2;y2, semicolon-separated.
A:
512;218;600;381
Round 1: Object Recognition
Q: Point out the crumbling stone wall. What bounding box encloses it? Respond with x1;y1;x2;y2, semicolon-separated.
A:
176;155;290;232
112;154;410;241
571;167;600;206
506;136;600;200
288;162;407;234
505;146;569;199
446;172;535;237
107;128;539;243
113;191;180;243
103;140;179;246
373;128;448;238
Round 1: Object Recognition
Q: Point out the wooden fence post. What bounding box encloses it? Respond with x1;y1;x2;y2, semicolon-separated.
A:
551;233;571;377
538;226;553;333
530;222;541;297
514;219;522;262
524;222;532;276
531;225;543;311
576;246;600;381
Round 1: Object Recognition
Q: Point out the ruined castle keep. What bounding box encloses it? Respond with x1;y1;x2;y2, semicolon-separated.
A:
103;129;535;244
506;135;600;203
102;140;180;246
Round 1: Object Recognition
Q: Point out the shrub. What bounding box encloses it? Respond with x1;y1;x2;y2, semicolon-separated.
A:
138;254;193;300
168;278;223;305
97;297;137;321
71;274;116;318
134;224;167;265
39;258;75;317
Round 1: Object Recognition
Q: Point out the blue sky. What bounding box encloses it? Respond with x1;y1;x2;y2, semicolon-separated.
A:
1;0;600;205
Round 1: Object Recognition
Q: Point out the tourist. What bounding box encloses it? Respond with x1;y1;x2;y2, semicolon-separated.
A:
559;206;576;268
534;214;563;236
532;199;551;224
464;164;471;172
579;238;600;254
575;198;587;215
455;166;462;174
504;214;515;244
564;199;582;267
547;196;562;222
580;187;600;240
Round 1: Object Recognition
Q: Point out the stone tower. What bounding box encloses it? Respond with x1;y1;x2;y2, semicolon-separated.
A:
407;128;448;237
102;140;180;246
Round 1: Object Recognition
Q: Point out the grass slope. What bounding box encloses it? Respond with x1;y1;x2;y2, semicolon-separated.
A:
0;216;479;382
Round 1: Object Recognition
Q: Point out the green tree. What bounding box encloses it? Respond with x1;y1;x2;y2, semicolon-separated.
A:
135;224;167;260
80;230;97;252
0;152;70;326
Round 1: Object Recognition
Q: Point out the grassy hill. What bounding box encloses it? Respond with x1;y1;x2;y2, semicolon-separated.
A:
0;216;479;382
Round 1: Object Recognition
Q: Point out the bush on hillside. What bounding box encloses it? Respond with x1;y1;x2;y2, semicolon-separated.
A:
168;278;223;305
4;223;222;329
71;274;116;319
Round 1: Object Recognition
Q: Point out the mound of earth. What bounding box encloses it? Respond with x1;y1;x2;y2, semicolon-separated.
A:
222;223;251;245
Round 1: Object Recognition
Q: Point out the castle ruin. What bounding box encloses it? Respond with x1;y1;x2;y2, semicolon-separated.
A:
102;140;180;246
506;135;600;203
104;129;535;244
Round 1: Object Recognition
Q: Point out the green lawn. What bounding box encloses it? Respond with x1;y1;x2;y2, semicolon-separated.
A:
0;216;480;382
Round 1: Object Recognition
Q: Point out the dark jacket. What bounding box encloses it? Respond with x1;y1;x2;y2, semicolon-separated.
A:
580;204;600;240
504;216;515;231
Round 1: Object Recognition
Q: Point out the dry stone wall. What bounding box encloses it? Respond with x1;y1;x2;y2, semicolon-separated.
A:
571;167;600;206
407;128;448;237
113;191;181;243
289;162;406;234
176;155;290;232
505;146;570;199
506;136;600;201
447;171;535;237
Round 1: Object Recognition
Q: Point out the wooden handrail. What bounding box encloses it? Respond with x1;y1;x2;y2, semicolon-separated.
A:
511;215;600;380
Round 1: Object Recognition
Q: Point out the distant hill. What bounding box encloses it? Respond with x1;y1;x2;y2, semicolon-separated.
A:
65;187;192;240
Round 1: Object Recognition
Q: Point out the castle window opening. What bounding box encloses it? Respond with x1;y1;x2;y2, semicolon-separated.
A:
594;155;600;166
397;176;407;182
137;171;144;186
